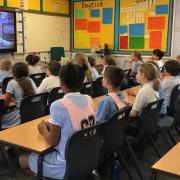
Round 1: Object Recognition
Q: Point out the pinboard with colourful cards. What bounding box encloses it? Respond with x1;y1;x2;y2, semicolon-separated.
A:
71;0;174;56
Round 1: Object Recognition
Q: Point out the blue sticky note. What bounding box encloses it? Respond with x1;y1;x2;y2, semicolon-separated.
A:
103;8;113;24
156;5;168;14
90;9;100;17
119;26;127;34
129;24;145;37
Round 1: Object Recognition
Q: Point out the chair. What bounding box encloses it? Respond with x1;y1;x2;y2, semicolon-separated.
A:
48;87;64;106
2;77;13;94
30;73;46;87
38;123;103;180
92;77;107;98
0;99;5;130
99;106;136;180
125;99;163;180
51;47;65;61
20;92;48;123
80;81;94;97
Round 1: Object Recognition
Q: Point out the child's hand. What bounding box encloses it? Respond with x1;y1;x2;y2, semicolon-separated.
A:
37;121;45;134
127;89;136;96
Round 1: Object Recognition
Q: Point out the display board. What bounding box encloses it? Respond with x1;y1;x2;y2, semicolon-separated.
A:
28;0;41;11
72;0;115;50
2;0;69;15
71;0;174;56
23;12;70;52
43;0;69;15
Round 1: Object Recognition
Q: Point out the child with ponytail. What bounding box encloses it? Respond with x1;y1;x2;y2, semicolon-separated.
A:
0;62;37;129
130;63;160;117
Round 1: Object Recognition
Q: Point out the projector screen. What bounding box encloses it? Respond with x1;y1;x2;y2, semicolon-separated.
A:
0;11;16;53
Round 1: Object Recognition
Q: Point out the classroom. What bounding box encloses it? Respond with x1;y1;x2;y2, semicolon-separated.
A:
0;0;180;179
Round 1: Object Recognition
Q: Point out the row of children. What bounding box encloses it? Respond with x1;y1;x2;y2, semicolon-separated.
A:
0;50;180;179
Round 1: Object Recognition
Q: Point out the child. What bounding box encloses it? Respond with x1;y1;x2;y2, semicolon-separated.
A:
101;55;116;74
0;62;37;129
26;54;42;75
37;61;61;93
146;61;174;127
0;59;12;84
130;51;143;77
72;52;93;82
88;56;100;81
96;65;128;123
162;60;180;107
19;63;94;179
130;63;160;117
152;49;164;68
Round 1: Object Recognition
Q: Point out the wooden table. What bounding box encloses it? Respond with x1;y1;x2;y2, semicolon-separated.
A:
0;115;52;153
93;85;140;111
152;142;180;179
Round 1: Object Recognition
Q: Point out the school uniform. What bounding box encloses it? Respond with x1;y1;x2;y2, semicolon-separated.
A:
132;82;159;114
91;67;99;81
162;76;180;106
95;92;127;123
28;65;42;75
0;70;12;84
1;78;37;129
28;92;94;179
132;61;142;75
156;59;164;68
37;75;60;93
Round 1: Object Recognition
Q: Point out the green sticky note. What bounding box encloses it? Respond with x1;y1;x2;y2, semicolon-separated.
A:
75;9;85;18
129;37;144;49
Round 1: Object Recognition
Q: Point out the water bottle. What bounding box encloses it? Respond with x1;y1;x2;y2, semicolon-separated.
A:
113;160;121;180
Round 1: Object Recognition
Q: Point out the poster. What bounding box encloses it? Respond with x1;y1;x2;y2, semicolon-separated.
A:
73;0;115;50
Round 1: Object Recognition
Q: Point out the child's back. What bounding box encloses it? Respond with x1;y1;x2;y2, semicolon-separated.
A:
96;66;128;123
22;63;94;179
1;62;36;129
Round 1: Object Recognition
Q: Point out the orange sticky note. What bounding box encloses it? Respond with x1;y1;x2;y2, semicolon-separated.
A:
149;31;162;49
148;17;165;30
75;19;87;30
88;21;101;33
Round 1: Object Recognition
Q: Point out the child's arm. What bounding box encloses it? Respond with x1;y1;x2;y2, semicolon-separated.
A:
1;92;13;107
38;121;61;146
130;109;139;117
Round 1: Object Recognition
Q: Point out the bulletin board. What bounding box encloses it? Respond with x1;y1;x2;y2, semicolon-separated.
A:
0;0;3;6
28;0;41;11
43;0;69;15
71;0;174;56
72;0;115;50
119;0;174;55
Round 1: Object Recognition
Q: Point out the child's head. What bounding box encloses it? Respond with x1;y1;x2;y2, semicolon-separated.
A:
72;52;89;69
59;63;86;93
47;61;61;76
152;49;164;60
104;55;116;66
88;56;96;67
25;54;40;66
0;59;12;71
103;65;124;90
163;60;180;76
72;52;92;81
146;61;160;76
176;54;180;62
137;63;160;91
12;62;35;97
131;51;143;62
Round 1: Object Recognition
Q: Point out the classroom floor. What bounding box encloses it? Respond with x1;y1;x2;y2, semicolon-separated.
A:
0;130;179;180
